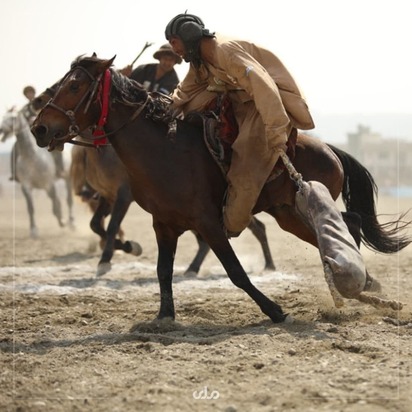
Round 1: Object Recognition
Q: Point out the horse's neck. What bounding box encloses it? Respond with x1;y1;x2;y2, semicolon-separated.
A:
15;113;37;156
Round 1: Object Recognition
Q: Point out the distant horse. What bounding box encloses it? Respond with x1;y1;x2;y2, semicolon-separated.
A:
69;143;143;276
21;102;76;231
0;107;69;238
31;55;411;323
36;84;276;276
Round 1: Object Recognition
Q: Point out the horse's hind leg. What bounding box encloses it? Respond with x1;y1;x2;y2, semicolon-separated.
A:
96;188;139;277
184;231;211;277
268;206;318;246
64;176;75;230
198;220;286;323
184;217;275;277
47;184;64;227
21;186;38;238
247;216;276;270
89;196;110;246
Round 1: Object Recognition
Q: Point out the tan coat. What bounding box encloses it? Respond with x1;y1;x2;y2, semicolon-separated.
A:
172;34;315;233
172;34;315;137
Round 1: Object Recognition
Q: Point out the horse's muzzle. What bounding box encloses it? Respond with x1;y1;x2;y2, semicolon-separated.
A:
31;124;50;148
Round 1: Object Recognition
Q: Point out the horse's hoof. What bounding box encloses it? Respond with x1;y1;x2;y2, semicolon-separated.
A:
269;307;287;323
96;262;111;277
183;270;198;278
284;314;294;324
30;228;39;239
129;241;143;256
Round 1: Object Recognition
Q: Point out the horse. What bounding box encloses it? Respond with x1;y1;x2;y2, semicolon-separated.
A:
21;101;76;231
35;83;277;277
0;107;73;238
69;142;143;276
31;55;411;323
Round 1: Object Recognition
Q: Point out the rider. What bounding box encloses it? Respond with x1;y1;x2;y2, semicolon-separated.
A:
10;85;65;182
164;13;315;236
122;44;182;95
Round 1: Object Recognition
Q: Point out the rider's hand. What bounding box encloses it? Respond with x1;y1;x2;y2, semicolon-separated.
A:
119;65;132;77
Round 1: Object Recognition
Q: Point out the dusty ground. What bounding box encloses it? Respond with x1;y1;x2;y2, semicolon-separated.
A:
0;181;411;412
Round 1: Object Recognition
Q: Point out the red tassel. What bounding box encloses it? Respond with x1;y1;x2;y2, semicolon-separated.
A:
93;69;111;146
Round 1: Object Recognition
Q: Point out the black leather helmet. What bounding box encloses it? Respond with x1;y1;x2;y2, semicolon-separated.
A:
165;13;214;63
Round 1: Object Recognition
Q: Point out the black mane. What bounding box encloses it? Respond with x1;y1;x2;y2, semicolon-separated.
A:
72;54;174;123
110;70;149;107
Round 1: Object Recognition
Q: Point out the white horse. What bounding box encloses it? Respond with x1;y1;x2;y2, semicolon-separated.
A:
0;106;74;237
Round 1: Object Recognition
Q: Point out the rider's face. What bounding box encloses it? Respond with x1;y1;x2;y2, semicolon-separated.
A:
158;55;177;72
168;37;186;61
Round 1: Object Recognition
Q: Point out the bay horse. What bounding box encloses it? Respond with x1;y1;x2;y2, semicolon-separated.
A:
35;82;277;277
31;55;411;323
0;107;71;238
33;83;143;275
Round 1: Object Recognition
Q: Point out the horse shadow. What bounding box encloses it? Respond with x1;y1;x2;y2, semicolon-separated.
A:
25;251;95;265
57;271;230;290
2;318;334;356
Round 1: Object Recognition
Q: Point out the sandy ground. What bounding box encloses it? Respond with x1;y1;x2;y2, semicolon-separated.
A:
0;181;411;412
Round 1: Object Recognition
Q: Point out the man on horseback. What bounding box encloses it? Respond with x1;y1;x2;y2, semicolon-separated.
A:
127;44;182;95
10;85;66;182
165;13;314;236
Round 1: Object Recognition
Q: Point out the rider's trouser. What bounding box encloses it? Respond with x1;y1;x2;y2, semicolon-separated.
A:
223;96;290;234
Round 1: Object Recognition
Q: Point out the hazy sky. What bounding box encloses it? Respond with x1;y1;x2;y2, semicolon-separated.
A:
1;0;411;149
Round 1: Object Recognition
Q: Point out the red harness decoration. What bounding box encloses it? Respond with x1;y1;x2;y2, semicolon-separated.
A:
93;69;111;146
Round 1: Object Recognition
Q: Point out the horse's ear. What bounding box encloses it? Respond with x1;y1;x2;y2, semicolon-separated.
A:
92;52;97;57
101;55;116;71
94;55;116;74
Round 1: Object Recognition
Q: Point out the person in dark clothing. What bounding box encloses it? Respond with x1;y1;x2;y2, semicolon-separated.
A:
127;44;182;95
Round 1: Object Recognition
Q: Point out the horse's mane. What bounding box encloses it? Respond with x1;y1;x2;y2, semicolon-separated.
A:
111;70;149;107
70;54;174;122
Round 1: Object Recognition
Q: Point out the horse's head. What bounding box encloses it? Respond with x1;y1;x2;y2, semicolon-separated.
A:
0;108;17;142
31;54;116;151
32;81;59;112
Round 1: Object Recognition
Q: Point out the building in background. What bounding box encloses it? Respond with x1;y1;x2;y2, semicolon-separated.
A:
337;124;412;190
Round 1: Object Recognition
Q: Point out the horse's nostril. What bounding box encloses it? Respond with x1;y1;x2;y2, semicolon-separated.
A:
31;125;48;138
31;125;50;148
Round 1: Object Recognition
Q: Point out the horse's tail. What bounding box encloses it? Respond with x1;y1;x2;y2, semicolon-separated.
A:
328;144;411;253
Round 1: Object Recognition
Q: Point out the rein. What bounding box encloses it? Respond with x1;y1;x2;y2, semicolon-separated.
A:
45;66;150;149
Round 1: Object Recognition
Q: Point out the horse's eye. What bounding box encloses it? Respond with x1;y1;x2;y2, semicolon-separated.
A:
69;82;80;92
32;96;47;111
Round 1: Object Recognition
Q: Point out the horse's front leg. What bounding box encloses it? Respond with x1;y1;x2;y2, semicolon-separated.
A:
97;187;132;276
46;183;64;227
21;185;37;238
153;220;179;320
199;220;286;323
64;176;75;229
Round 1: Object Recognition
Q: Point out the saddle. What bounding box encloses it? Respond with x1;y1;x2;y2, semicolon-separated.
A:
186;94;297;181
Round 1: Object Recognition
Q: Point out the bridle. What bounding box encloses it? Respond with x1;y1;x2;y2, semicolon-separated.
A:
42;64;150;148
44;65;102;140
